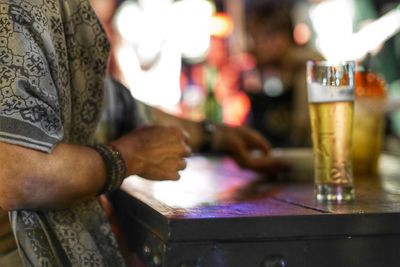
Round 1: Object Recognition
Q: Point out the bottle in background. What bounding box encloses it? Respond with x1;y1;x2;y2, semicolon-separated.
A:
204;65;222;123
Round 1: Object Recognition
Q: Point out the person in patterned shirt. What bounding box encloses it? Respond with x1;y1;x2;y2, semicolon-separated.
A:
0;0;287;266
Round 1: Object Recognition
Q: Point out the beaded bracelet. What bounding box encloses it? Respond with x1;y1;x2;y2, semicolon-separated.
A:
90;144;126;195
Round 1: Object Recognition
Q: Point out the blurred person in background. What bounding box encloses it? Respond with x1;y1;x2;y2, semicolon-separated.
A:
242;0;323;147
0;0;288;266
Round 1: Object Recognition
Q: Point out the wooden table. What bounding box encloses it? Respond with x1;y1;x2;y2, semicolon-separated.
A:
110;149;400;267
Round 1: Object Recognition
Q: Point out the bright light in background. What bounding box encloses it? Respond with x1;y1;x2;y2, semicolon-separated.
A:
310;0;400;61
138;0;173;10
211;12;234;38
352;8;400;59
293;22;312;45
309;0;354;61
116;39;182;107
152;167;217;207
223;92;250;126
114;0;215;109
170;0;214;60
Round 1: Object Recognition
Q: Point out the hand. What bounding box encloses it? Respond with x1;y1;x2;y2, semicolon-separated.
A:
111;125;192;180
213;125;289;174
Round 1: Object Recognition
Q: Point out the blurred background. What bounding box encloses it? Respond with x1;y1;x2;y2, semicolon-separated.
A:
92;0;400;151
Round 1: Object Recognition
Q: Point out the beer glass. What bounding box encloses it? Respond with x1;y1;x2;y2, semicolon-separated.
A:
307;61;355;202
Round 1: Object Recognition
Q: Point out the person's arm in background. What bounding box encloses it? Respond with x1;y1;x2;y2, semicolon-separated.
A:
101;77;287;174
150;107;289;173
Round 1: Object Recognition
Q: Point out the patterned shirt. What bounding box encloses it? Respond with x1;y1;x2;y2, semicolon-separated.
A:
0;0;126;266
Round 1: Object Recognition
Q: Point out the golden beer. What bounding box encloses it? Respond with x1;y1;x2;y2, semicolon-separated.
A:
352;70;387;176
309;101;354;200
307;61;355;202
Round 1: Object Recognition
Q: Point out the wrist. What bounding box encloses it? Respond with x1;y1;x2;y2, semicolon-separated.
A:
199;120;220;152
110;137;144;177
90;144;126;195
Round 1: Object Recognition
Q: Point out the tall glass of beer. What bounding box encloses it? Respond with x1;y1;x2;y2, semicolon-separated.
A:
307;61;355;202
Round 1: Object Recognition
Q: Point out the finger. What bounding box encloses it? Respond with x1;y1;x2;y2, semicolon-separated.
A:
181;141;192;156
165;172;181;181
242;129;271;153
166;126;189;143
174;143;192;157
246;157;291;173
232;149;290;172
154;141;192;158
160;157;188;172
230;139;251;165
164;127;192;155
181;129;191;144
161;169;181;181
144;163;182;181
147;172;181;181
174;158;187;171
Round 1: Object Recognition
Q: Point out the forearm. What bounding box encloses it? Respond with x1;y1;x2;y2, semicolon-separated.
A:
0;142;107;211
150;108;206;151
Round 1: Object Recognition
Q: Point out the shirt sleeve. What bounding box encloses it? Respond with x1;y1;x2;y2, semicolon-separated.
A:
0;3;64;152
97;77;154;142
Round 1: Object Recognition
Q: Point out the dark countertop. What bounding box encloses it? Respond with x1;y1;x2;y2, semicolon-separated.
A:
111;149;400;267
